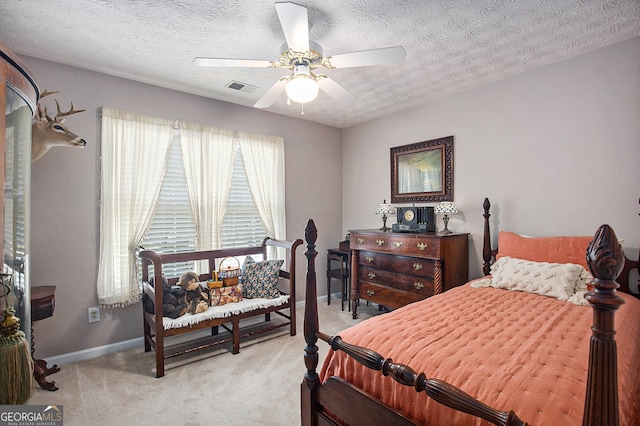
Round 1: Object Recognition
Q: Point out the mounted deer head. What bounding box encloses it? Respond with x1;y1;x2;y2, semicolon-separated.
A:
32;90;86;162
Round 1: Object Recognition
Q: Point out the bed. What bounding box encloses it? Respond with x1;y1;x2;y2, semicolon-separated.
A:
301;198;640;425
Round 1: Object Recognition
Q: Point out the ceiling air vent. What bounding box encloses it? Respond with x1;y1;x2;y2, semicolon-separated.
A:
226;81;258;93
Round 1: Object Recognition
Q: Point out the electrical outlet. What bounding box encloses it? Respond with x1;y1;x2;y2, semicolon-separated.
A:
88;306;100;323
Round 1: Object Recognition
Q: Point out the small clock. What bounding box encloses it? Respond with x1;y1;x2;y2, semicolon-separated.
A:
398;207;418;226
403;208;416;223
393;206;435;233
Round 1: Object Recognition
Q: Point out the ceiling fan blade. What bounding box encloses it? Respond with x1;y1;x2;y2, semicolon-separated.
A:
328;46;407;68
318;77;357;105
275;2;309;52
194;57;273;68
254;79;287;109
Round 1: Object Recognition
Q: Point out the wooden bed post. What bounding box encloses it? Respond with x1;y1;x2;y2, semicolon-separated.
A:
482;197;492;276
301;219;319;426
582;224;625;426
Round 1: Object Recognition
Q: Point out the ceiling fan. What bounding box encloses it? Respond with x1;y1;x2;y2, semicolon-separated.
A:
193;2;406;109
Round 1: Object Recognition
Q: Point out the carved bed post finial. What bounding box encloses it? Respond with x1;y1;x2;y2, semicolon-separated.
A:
482;198;492;276
582;224;625;426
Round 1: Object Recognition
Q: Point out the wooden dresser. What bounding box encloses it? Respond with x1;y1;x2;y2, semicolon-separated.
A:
349;230;468;318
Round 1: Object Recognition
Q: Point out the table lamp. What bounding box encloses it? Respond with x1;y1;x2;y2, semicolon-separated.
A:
434;201;457;234
375;200;396;231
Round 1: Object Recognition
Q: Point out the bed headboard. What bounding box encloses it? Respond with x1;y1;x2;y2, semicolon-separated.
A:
481;197;639;299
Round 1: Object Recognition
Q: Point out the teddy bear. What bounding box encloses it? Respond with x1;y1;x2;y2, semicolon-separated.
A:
142;275;188;319
178;271;210;314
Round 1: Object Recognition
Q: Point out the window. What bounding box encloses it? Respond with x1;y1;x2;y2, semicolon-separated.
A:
97;108;285;307
142;141;268;278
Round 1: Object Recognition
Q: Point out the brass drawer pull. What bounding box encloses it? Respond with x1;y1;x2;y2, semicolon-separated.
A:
366;289;375;296
393;241;403;248
414;282;425;290
416;242;428;250
368;272;376;280
366;256;373;263
413;263;423;271
358;237;365;244
376;239;385;246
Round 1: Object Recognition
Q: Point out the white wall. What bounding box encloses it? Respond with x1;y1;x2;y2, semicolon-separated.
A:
342;37;640;280
24;56;343;359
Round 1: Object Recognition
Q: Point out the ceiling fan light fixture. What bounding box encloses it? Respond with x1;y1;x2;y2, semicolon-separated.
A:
286;65;319;104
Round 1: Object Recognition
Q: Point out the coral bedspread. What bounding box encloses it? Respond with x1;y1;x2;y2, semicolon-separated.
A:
320;284;640;425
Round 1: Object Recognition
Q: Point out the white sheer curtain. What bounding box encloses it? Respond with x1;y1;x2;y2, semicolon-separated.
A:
238;132;286;258
180;122;235;258
97;108;174;306
399;165;420;193
423;168;442;192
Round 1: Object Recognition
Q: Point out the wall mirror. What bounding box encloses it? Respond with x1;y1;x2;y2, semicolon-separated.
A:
390;136;453;203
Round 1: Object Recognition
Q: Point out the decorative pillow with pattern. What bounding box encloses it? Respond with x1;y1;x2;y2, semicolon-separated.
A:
241;256;284;299
471;256;592;306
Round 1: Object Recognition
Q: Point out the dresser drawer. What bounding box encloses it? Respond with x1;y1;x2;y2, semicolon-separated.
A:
359;282;424;310
359;266;434;297
351;234;390;251
359;251;435;277
387;235;441;258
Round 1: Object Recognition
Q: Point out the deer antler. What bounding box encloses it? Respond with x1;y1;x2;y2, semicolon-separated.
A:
40;89;59;99
55;99;86;120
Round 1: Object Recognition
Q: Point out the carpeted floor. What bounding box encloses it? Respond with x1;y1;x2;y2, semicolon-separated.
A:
27;298;383;425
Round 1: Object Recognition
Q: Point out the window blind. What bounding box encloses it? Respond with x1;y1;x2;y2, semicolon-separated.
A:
221;146;268;249
142;140;268;278
142;137;196;277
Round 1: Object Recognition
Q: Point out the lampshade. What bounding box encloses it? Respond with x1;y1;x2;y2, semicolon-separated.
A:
375;200;395;215
285;65;319;104
434;201;457;215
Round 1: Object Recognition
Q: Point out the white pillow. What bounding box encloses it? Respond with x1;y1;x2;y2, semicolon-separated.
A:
472;257;592;305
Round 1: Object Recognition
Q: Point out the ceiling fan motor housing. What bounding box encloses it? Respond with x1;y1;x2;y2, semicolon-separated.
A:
279;41;324;69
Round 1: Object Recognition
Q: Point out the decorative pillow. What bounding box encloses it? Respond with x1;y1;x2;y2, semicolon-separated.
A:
210;285;243;306
496;232;593;270
472;256;592;306
241;256;284;299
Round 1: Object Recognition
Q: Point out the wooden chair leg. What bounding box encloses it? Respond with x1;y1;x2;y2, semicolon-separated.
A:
346;275;351;312
341;275;346;311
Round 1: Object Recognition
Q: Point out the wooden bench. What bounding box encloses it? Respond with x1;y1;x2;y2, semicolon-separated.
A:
139;237;302;377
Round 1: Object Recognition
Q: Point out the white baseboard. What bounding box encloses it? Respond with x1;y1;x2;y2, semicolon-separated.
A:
296;294;332;306
44;295;337;366
43;337;144;366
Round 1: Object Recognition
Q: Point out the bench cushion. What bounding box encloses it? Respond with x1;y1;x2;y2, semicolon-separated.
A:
161;295;289;330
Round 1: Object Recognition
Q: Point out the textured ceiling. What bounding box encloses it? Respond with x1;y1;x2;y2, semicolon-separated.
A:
1;0;639;129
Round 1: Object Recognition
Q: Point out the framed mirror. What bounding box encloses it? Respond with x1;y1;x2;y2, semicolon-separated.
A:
390;136;453;203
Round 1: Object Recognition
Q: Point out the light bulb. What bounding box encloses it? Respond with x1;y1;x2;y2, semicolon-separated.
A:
285;65;319;104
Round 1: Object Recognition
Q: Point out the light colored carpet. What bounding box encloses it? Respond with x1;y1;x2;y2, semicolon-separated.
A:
27;298;383;425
